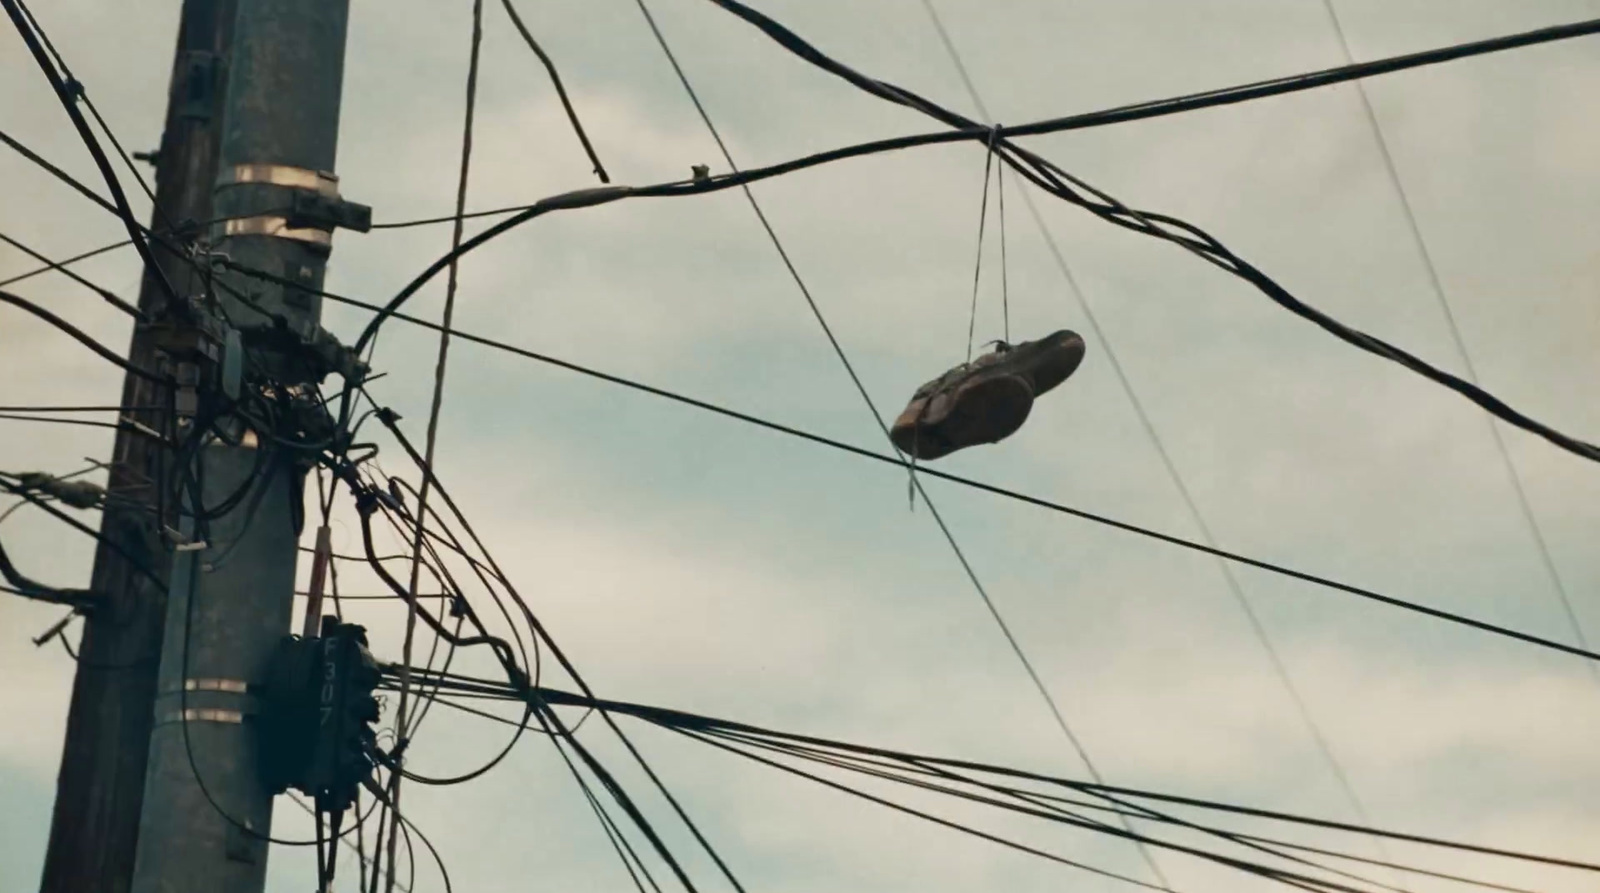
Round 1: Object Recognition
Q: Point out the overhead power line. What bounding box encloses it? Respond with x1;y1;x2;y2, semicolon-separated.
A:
316;12;1600;467
2;0;181;306
696;0;1600;466
0;234;133;289
0;288;165;383
631;0;1170;887
913;0;1396;880
1315;0;1594;666
217;257;1600;665
392;670;1600;888
0;230;143;318
14;11;1600;466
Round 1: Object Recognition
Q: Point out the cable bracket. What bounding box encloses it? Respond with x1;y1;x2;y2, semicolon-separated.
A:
221;216;334;248
217;163;372;241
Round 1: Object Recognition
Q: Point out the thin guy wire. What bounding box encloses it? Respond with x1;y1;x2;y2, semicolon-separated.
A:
1317;0;1593;671
387;1;484;890
913;0;1398;883
635;1;1163;888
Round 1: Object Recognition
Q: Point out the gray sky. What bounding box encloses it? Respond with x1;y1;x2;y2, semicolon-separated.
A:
3;0;1599;891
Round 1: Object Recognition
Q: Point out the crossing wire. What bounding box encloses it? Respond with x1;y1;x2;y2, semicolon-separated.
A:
1316;0;1594;672
630;0;1171;887
221;254;1600;665
914;0;1401;882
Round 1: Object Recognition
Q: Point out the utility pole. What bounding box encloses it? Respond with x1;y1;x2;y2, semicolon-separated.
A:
40;3;235;891
129;1;363;891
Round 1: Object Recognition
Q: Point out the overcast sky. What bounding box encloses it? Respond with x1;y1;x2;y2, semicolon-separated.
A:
4;1;1600;891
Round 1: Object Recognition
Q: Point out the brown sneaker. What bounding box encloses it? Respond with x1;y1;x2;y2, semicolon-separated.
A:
890;330;1086;460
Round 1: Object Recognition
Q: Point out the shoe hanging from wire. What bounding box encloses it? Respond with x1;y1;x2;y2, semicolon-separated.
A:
893;130;1088;463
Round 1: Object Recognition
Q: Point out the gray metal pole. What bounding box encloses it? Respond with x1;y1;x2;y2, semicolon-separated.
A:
41;3;235;891
130;2;353;891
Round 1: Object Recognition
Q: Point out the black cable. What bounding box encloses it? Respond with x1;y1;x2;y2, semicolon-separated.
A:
1;0;182;306
0;234;133;289
1316;0;1594;673
731;733;1398;893
700;0;1600;466
0;230;143;318
572;759;658;893
394;670;677;890
0;126;116;215
699;4;1600;144
392;808;418;893
697;727;1369;893
298;546;411;564
399;609;462;738
285;794;400;892
354;484;539;782
536;701;661;893
673;725;1175;891
631;1;1156;885
12;0;168;229
716;726;1402;893
1224;828;1544;893
0;536;94;607
536;702;706;893
409;687;594;736
519;682;1600;874
370;701;536;788
917;2;1394;880
499;0;609;183
356;494;525;685
0;288;167;383
314;807;328;892
348;184;633;355
385;474;537;686
371;412;736;892
360;12;1600;234
280;281;1600;664
416;667;1342;886
0;474;163;589
341;107;1600;477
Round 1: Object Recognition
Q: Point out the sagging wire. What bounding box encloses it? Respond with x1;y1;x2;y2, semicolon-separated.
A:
336;7;1600;466
225;258;1600;666
443;678;1600;892
698;0;1600;465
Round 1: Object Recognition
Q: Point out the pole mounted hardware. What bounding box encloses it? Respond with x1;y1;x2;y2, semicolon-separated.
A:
216;163;371;252
259;618;382;813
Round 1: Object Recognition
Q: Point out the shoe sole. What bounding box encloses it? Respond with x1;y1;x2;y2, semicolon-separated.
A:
890;398;951;460
943;373;1033;449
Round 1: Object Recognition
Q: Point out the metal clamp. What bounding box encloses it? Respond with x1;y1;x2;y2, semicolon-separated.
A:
219;163;340;198
159;707;245;726
183;677;250;694
222;215;334;248
217;162;371;235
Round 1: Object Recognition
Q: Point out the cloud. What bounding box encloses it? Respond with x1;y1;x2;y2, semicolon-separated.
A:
4;0;1599;891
